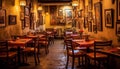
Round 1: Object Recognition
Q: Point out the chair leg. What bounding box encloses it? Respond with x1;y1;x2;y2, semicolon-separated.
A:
37;52;40;63
34;53;37;65
72;57;75;69
78;57;80;66
66;56;69;69
82;56;84;65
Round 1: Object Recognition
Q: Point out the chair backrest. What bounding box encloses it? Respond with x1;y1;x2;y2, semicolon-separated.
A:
0;40;9;58
94;40;112;58
65;40;75;55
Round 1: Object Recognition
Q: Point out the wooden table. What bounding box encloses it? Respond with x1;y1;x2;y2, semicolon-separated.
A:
8;38;32;65
72;39;94;47
96;47;120;58
72;39;94;52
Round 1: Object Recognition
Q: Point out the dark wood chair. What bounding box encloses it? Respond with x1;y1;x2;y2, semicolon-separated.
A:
0;40;17;68
38;34;49;55
86;40;112;69
65;39;86;69
22;38;40;65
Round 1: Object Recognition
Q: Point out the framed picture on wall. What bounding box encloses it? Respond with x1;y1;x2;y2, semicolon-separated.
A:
88;21;92;32
116;22;120;36
0;0;2;8
116;0;120;21
25;16;30;27
78;10;83;18
104;9;114;28
8;15;17;25
94;2;102;31
21;20;25;29
65;9;72;25
58;9;63;17
20;12;24;20
0;9;6;27
88;0;93;10
25;7;30;16
93;25;97;33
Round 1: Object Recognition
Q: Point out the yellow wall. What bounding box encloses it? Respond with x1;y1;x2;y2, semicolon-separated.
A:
0;0;21;40
80;0;117;45
0;0;38;40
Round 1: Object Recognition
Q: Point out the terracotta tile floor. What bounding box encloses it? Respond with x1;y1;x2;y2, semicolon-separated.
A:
18;39;85;69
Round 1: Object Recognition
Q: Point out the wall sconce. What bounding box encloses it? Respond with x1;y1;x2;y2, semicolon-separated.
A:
20;0;26;6
38;6;43;11
72;0;78;7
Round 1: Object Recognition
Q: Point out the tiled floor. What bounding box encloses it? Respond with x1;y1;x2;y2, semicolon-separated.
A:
18;39;83;69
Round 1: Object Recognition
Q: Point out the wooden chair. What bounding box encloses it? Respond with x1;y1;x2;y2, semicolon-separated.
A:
65;39;86;69
22;38;40;65
38;34;49;55
0;40;17;68
86;40;112;69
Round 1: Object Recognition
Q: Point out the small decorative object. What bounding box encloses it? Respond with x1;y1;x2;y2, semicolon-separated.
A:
9;15;16;25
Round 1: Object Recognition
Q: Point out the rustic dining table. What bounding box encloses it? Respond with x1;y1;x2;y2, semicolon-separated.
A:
8;38;32;66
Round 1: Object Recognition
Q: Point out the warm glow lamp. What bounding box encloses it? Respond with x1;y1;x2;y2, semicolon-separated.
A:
20;0;26;6
38;6;43;10
72;0;78;7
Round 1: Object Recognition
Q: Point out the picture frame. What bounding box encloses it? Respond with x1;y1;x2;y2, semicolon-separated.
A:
88;21;92;32
93;25;97;33
116;22;120;36
8;15;17;25
116;0;120;21
104;9;114;28
25;16;30;27
88;12;93;21
20;12;24;20
78;10;83;18
0;9;6;27
0;0;2;8
25;7;30;16
88;0;93;10
58;9;63;17
65;9;72;25
94;2;102;31
84;17;88;28
21;20;25;29
50;6;57;25
30;13;34;29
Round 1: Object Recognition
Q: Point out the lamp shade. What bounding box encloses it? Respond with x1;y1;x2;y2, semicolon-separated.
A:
38;6;43;10
20;0;26;6
72;0;78;6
